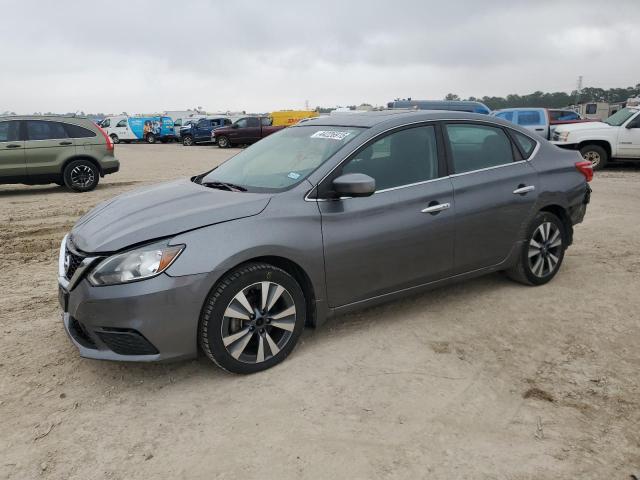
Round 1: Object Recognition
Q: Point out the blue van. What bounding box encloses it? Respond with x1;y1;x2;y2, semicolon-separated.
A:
387;100;491;114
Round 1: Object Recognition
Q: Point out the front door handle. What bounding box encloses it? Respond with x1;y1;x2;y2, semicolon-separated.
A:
59;141;73;146
5;144;21;149
421;202;451;214
513;185;535;195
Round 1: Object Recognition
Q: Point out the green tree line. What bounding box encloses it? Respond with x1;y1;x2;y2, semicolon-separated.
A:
445;83;640;110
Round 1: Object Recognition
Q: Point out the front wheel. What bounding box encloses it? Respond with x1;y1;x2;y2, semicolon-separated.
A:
146;133;156;144
217;135;230;148
580;144;608;170
182;135;194;146
110;134;120;144
199;263;306;374
506;211;566;286
63;159;99;192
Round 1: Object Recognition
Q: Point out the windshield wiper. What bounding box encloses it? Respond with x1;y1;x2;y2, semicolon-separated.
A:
202;181;247;192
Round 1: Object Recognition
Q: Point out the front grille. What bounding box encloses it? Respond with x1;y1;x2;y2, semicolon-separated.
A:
68;317;97;349
65;250;84;280
96;329;159;356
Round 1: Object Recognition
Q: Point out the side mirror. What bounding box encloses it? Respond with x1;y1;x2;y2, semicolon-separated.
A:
332;173;375;198
626;122;640;129
232;123;239;129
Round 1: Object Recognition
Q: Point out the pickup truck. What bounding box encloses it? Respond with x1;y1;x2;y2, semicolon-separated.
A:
491;108;591;140
212;116;286;148
552;106;640;170
180;117;231;146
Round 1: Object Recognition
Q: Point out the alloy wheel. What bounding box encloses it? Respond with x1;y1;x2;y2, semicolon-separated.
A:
70;165;95;189
221;281;296;364
528;221;562;277
582;150;601;168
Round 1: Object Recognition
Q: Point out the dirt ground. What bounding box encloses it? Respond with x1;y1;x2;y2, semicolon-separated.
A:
1;143;639;479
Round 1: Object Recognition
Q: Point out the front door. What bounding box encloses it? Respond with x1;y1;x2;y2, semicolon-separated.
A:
443;122;539;273
618;113;640;158
319;124;455;307
0;120;26;180
24;120;76;179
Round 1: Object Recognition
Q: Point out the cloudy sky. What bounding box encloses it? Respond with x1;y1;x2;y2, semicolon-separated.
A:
1;0;639;114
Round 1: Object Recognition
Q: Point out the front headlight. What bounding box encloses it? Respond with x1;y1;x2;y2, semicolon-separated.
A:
88;241;184;286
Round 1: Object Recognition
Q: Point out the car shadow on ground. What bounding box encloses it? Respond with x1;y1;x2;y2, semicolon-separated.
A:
0;181;141;198
81;272;513;383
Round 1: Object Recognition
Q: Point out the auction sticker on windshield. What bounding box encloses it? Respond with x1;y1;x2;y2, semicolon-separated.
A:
310;131;352;140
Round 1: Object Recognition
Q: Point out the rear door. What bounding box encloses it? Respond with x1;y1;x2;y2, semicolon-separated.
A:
0;120;26;179
443;122;539;274
24;120;76;178
319;123;455;307
515;110;548;138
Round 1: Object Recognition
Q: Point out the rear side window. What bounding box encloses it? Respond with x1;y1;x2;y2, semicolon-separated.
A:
26;120;68;140
511;131;537;159
0;121;20;142
445;124;514;174
64;123;97;138
246;118;260;128
341;125;439;191
517;111;544;126
116;119;128;127
495;111;514;122
261;117;273;126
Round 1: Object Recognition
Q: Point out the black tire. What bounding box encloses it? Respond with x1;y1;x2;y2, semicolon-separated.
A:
199;263;306;374
62;159;99;192
579;144;608;170
217;135;230;148
110;134;120;144
506;211;566;286
146;133;156;144
182;135;194;146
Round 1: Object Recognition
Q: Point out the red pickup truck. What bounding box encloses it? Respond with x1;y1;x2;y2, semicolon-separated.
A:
212;116;286;148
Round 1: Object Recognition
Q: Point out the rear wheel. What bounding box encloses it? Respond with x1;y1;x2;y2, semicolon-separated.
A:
63;159;99;192
217;135;230;148
580;144;608;170
146;133;156;144
182;135;194;146
506;211;566;286
110;134;120;144
199;263;306;374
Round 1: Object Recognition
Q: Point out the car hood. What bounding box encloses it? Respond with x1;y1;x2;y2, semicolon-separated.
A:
70;179;271;253
555;121;611;133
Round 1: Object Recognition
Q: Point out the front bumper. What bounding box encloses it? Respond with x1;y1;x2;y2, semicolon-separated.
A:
59;271;211;362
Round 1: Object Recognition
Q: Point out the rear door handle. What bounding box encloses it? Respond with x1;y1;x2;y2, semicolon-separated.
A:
5;144;21;149
59;141;73;146
421;202;451;214
513;185;535;195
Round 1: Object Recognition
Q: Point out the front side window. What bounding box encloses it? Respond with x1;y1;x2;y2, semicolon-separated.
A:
341;125;439;191
235;118;248;128
0;121;20;142
102;119;111;128
26;120;68;141
445;123;514;174
517;110;544;126
116;119;128;127
174;119;182;127
202;126;364;191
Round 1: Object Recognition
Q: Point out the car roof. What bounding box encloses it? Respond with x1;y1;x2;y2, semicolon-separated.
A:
297;110;497;128
0;114;91;120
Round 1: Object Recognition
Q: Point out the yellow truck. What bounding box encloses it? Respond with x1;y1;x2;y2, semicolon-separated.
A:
270;110;318;127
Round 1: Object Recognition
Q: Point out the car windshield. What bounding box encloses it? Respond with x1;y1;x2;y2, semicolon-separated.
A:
201;125;364;192
604;108;638;126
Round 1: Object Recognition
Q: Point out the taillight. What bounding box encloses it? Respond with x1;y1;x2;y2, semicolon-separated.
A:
97;125;114;152
575;161;593;182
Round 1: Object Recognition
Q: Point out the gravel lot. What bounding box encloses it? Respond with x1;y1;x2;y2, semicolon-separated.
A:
1;143;639;479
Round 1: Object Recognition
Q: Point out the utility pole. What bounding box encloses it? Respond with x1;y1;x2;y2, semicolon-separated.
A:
305;99;310;111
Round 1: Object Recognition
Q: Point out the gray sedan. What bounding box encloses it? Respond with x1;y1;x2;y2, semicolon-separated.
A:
58;111;592;373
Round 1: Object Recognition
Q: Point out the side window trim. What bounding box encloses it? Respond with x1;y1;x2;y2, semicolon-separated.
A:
317;121;445;198
441;120;521;176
